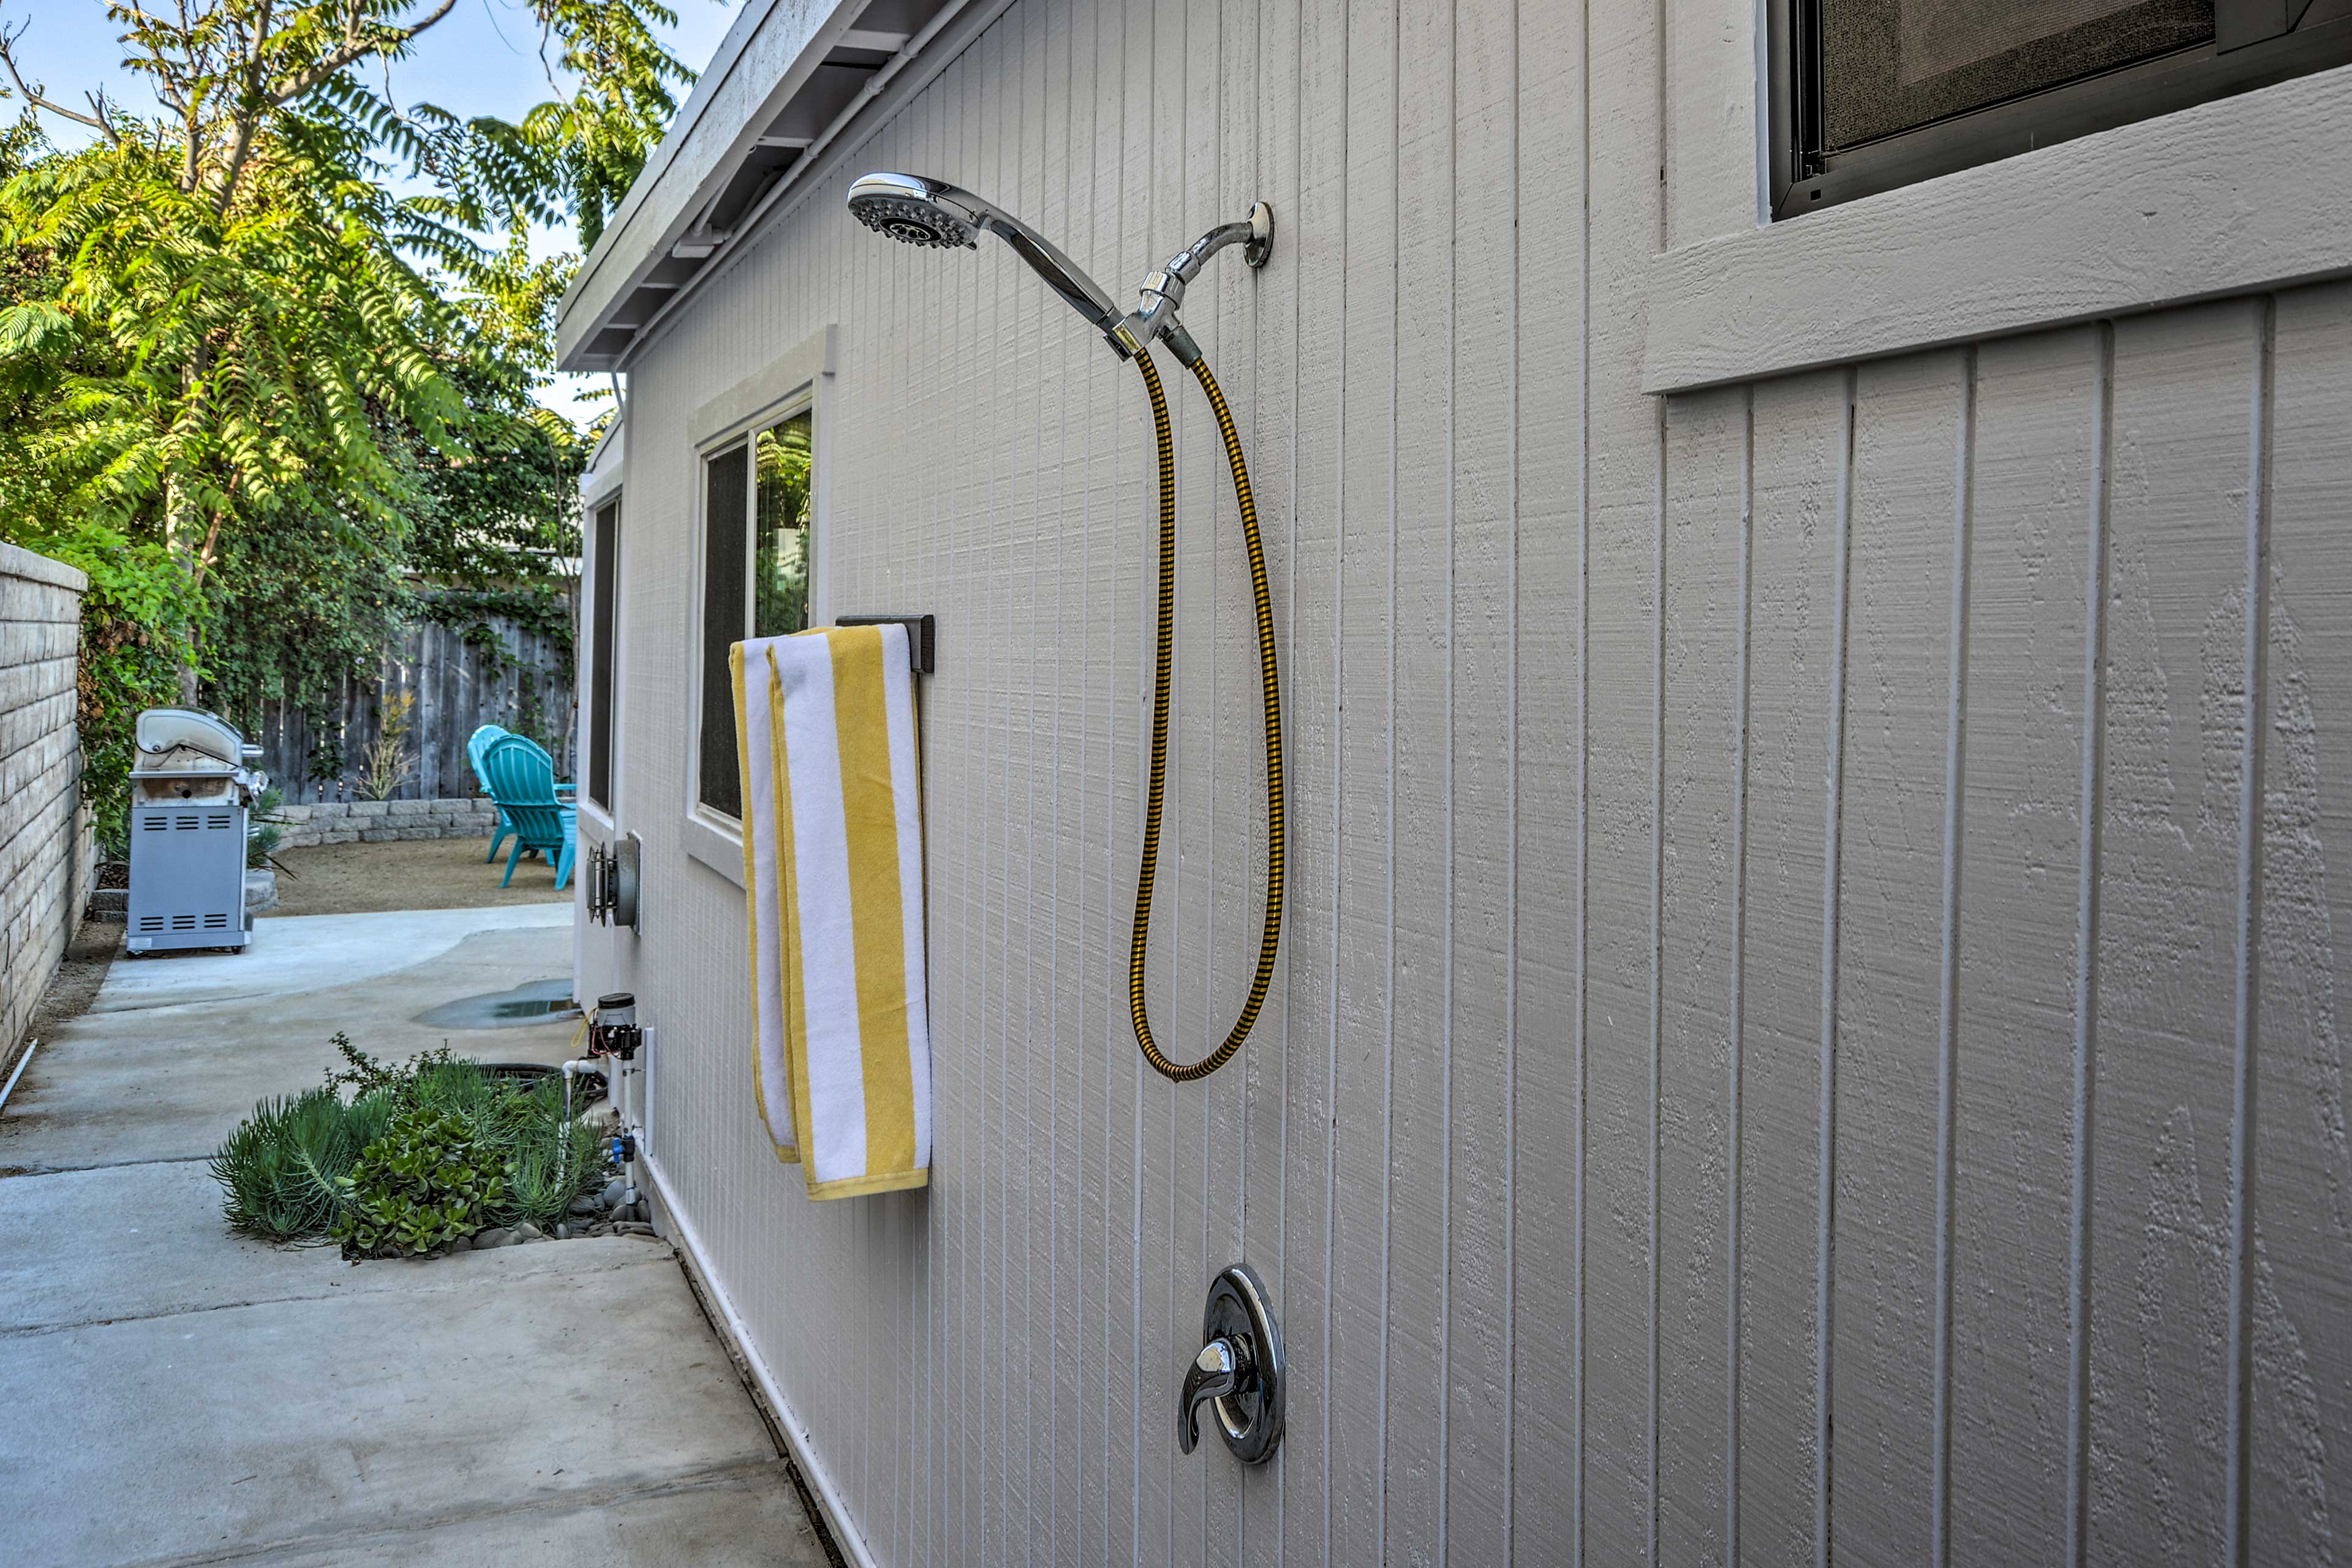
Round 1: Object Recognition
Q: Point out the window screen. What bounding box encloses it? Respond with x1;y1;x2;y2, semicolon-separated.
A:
587;496;620;812
1777;0;2352;213
1820;0;2213;150
699;444;749;818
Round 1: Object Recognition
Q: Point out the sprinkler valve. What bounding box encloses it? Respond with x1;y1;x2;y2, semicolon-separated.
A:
590;992;642;1060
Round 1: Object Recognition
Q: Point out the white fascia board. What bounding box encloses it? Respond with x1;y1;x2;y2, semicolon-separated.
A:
557;0;867;369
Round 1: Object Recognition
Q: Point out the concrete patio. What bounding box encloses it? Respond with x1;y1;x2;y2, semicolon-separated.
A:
0;903;830;1568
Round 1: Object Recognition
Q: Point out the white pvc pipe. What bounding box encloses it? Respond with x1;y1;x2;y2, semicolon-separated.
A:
559;1058;603;1189
0;1038;39;1118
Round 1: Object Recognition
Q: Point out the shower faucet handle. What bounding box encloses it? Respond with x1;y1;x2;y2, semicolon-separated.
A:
1179;1336;1248;1455
1178;1263;1286;1464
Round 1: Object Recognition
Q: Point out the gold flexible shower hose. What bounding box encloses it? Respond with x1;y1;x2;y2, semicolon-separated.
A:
1126;349;1286;1083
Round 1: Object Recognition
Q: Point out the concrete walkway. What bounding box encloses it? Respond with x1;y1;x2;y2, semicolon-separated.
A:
0;906;830;1568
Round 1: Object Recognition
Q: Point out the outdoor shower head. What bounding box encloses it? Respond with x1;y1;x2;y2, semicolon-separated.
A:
846;172;1139;358
845;171;977;249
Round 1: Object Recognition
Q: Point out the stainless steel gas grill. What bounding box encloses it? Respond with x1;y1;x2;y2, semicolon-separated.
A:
127;708;265;954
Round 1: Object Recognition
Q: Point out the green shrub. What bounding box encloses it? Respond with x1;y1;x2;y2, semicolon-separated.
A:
212;1037;608;1253
247;785;287;870
208;1087;371;1242
497;1082;608;1231
322;1033;453;1099
332;1106;510;1259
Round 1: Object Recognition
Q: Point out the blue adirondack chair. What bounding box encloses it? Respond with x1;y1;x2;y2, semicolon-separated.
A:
481;734;578;889
467;724;515;863
469;723;578;864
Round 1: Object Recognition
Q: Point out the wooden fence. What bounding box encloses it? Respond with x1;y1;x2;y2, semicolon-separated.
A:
249;613;575;804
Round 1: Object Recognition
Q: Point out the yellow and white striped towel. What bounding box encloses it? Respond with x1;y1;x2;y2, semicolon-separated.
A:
731;624;931;1198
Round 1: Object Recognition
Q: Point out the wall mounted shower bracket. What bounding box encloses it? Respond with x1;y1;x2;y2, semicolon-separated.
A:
1128;201;1275;366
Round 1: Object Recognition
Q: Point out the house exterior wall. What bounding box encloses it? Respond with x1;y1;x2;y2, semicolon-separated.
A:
2;541;92;1060
581;2;2352;1561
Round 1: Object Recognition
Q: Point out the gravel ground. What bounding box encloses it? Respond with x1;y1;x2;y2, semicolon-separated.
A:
266;835;573;917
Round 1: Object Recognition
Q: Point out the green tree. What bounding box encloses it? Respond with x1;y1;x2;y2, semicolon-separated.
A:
0;1;688;839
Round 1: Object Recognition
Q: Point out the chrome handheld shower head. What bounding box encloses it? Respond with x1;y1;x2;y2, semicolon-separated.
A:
848;172;1139;358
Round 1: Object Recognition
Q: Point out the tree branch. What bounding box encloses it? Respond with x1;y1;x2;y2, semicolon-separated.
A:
210;0;453;211
0;21;123;145
265;0;456;110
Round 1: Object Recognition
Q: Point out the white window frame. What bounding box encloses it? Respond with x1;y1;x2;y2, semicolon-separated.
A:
578;453;626;843
682;325;835;886
1643;58;2352;393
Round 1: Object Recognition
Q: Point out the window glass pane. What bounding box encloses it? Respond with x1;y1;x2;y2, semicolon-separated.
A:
588;497;620;812
753;409;813;639
699;444;749;817
1822;0;2212;149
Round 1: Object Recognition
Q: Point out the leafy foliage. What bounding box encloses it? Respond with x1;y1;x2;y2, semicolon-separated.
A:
0;1;689;832
247;783;286;868
322;1030;451;1098
209;1036;608;1254
753;415;812;636
355;689;416;799
333;1104;508;1257
210;1085;394;1242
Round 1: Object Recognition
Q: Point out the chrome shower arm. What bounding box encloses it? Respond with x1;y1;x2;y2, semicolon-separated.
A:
981;216;1140;357
1126;202;1274;364
846;172;1140;358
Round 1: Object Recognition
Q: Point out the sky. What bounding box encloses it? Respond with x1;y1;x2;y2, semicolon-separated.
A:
8;0;743;422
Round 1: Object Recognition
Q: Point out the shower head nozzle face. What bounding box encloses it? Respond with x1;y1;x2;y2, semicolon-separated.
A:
846;173;978;250
850;192;976;249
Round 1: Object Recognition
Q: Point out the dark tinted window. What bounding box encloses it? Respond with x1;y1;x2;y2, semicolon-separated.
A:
699;444;749;818
1777;0;2352;213
587;496;620;812
1820;0;2211;149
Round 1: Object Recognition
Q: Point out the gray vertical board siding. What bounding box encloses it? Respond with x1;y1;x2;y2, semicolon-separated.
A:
1109;9;1152;1558
1947;326;2098;1566
1055;11;1097;1565
1330;2;1398;1567
2086;300;2263;1568
590;0;2352;1559
1739;367;1846;1567
2253;280;2352;1566
1657;384;1744;1568
1281;0;1347;1559
1385;0;1451;1561
1233;0;1289;1544
1511;0;1588;1553
1831;350;1968;1564
1447;0;1517;1561
1581;0;1664;1561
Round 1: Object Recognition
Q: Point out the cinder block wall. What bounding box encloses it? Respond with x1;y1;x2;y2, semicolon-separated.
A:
1;541;92;1057
271;797;497;848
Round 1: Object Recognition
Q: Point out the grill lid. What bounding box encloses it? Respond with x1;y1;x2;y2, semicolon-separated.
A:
134;709;251;770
